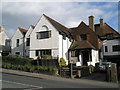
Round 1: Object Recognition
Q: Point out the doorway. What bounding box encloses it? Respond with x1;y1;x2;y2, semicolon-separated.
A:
82;51;89;66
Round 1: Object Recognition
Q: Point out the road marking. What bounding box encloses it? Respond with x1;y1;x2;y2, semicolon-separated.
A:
2;80;43;89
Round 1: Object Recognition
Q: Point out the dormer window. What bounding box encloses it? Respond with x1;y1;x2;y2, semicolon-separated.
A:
80;34;87;40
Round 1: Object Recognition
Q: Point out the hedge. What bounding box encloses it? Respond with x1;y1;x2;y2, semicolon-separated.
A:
2;56;32;65
2;62;58;73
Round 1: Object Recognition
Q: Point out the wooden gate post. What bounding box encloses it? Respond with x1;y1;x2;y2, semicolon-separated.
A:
111;63;118;83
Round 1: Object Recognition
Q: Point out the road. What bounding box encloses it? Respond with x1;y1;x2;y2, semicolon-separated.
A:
2;72;119;89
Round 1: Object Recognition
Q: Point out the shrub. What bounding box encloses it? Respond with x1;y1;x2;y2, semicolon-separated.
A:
59;58;66;66
2;56;32;65
41;55;52;59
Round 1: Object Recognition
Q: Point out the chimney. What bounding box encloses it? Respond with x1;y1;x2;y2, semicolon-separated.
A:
89;16;95;31
0;25;5;32
100;18;104;30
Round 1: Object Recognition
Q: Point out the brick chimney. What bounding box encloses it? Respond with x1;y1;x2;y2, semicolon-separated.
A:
100;18;104;30
89;16;95;31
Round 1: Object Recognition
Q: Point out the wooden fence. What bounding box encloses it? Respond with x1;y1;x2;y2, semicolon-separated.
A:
32;59;59;67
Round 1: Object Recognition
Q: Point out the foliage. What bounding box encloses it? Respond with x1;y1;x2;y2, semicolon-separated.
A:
59;58;66;66
2;56;33;65
41;55;52;59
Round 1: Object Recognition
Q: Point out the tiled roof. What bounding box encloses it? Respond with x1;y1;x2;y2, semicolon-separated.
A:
43;14;71;37
70;40;96;50
95;23;120;39
18;27;28;35
69;21;102;50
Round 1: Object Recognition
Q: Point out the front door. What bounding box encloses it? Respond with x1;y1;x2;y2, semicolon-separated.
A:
82;51;89;66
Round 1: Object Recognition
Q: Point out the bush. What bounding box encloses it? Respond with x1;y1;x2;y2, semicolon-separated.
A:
41;55;52;59
2;56;32;65
59;58;66;66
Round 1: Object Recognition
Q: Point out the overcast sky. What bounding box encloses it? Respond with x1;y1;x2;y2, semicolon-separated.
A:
1;1;120;38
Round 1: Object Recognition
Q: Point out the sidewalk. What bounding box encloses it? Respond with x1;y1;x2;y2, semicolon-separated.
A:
1;68;119;88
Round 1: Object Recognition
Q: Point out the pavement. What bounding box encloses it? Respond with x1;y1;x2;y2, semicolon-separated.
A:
1;68;119;88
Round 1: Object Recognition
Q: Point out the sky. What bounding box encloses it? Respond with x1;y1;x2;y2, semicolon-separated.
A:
1;1;120;38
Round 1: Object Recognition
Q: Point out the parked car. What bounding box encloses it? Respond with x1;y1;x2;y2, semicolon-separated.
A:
99;62;112;70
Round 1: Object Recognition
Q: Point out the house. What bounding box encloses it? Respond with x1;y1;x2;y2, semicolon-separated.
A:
0;25;11;56
94;18;120;65
68;16;120;67
29;14;72;64
11;27;28;57
68;16;102;66
25;25;35;57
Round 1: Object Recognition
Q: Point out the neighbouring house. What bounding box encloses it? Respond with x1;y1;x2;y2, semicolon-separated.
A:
11;27;28;57
0;25;11;56
68;16;102;66
25;25;35;57
29;14;72;64
94;18;120;65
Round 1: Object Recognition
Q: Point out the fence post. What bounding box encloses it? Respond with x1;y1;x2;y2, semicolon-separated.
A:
111;63;118;83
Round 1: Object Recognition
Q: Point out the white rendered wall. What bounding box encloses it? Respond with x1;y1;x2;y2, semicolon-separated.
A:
103;39;120;56
90;49;99;66
11;29;24;56
30;15;59;59
59;35;71;65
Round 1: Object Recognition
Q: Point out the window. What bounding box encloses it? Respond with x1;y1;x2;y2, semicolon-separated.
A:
105;46;108;52
15;52;20;56
36;31;51;39
112;45;120;52
26;38;30;46
16;39;19;47
71;50;78;57
80;34;87;40
106;33;113;40
35;49;51;56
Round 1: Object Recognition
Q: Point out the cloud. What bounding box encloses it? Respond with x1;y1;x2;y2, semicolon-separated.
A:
2;2;119;37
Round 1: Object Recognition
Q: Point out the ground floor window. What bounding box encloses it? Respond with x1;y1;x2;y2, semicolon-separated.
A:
35;49;51;56
71;50;78;57
15;52;20;56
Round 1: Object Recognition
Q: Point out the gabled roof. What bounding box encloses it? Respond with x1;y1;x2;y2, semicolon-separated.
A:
18;27;28;36
43;14;71;37
69;21;102;50
70;40;96;50
95;23;119;36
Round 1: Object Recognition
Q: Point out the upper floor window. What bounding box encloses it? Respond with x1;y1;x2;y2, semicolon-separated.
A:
26;38;30;46
36;31;51;39
42;25;48;31
16;39;19;47
106;33;113;40
112;45;120;52
105;46;108;52
80;34;87;40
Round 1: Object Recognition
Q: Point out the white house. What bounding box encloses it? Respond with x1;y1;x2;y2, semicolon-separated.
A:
29;14;72;64
11;27;27;57
0;25;10;56
25;25;35;57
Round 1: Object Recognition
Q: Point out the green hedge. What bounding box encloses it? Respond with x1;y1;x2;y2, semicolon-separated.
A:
2;62;58;73
2;56;32;65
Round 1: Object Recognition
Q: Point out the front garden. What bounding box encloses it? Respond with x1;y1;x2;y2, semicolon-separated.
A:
1;56;59;75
